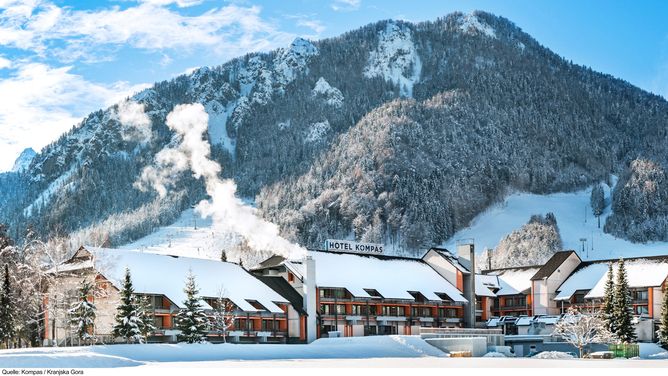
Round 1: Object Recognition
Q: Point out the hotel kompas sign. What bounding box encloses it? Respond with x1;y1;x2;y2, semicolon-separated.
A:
325;239;384;254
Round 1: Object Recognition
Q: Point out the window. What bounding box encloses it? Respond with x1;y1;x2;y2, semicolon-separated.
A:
153;316;165;329
438;308;458;318
381;306;405;316
632;290;648;303
635;305;649;315
336;304;346;315
320;288;347;299
287;272;294;283
261;319;275;331
412;307;432;317
364;289;383;298
321;304;346;315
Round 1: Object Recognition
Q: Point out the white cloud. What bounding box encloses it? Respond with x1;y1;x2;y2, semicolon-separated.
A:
0;56;10;69
0;63;150;171
297;19;325;35
139;0;203;7
331;0;361;12
0;2;294;61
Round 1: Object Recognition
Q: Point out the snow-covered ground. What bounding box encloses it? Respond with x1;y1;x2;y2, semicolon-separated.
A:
119;208;225;260
1;337;666;368
0;336;443;368
442;179;668;261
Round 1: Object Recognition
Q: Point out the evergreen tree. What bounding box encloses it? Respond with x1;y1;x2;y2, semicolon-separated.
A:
590;184;605;228
175;271;208;343
657;284;668;348
602;262;616;334
0;264;15;347
112;267;141;343
68;280;97;344
612;259;637;343
220;250;227;262
136;295;156;343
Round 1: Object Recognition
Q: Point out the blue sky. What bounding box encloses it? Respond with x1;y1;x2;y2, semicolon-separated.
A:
0;0;667;170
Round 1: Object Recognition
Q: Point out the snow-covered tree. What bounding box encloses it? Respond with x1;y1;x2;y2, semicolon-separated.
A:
612;259;636;343
0;264;15;348
175;271;208;343
554;308;614;358
602;262;616;334
590;183;605;228
491;213;562;268
112;267;141;343
209;287;236;343
68;280;97;344
220;250;227;262
657;284;668;348
136;295;156;342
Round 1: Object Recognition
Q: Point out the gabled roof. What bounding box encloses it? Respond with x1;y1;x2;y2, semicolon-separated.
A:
487;267;540;296
530;251;580;281
555;257;668;301
58;246;290;313
428;247;471;274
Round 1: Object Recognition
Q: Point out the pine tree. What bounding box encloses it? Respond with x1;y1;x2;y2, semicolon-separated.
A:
602;262;616;334
136;295;156;343
0;264;15;348
612;259;637;343
112;267;141;343
220;250;227;262
657;285;668;348
68;280;97;344
590;184;605;228
175;271;208;343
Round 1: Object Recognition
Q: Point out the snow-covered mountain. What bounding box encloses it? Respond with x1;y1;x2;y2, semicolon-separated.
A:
11;148;37;173
4;11;668;260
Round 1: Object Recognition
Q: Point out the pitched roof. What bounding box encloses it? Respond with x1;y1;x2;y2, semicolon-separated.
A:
530;251;579;281
488;267;540;296
61;246;290;313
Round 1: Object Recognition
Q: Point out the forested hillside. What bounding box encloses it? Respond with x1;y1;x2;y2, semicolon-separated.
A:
2;11;668;254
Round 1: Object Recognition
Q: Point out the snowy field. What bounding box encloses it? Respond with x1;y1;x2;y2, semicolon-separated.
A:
442;179;668;261
1;337;666;369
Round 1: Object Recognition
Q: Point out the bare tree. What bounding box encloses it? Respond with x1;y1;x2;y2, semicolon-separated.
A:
553;308;615;358
209;287;236;343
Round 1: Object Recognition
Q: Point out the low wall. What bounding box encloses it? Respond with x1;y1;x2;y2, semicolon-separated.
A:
425;337;488;357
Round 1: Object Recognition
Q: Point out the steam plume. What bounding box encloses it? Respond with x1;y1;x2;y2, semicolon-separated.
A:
116;100;152;142
137;103;305;258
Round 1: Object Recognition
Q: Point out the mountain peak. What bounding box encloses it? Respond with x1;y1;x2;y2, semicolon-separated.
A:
11;147;36;173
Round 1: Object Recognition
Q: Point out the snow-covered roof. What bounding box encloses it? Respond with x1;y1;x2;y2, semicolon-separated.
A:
554;263;608;301
70;247;289;313
555;259;668;301
487;267;539;296
585;259;668;299
292;251;467;303
475;274;499;297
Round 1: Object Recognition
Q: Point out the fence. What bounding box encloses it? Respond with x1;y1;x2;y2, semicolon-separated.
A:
608;343;640;358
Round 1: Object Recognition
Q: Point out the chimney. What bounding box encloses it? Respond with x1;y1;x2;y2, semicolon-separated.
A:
457;241;476;328
304;256;317;343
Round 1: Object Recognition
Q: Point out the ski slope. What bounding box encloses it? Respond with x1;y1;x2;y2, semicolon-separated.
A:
119;208;229;260
442;178;668;261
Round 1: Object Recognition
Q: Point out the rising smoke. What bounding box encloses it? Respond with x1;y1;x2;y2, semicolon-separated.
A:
136;103;305;258
116;100;152;143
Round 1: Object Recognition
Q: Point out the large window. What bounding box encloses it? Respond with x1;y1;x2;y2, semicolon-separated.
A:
320;288;347;299
635;305;649;315
381;306;405;316
503;296;526;308
412;307;432;317
438;308;458;318
321;304;346;315
632;290;649;303
261;319;276;332
352;305;374;315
